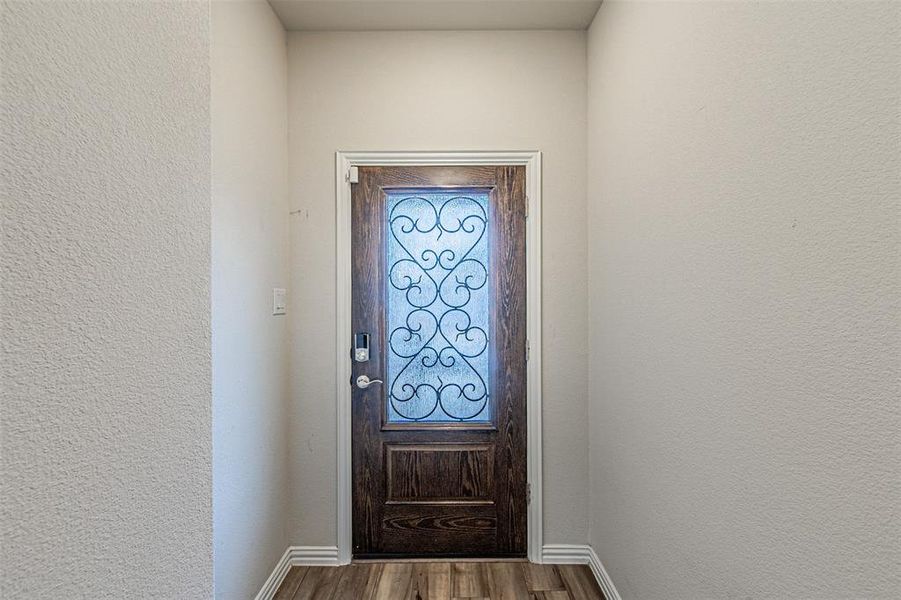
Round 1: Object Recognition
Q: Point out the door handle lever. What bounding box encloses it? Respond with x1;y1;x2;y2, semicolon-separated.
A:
355;375;383;389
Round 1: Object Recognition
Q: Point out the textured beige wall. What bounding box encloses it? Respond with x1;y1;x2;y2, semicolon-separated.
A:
287;30;589;547
211;1;289;598
1;1;212;597
586;1;900;598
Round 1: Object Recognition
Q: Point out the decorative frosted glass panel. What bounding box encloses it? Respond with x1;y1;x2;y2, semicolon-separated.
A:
386;192;491;423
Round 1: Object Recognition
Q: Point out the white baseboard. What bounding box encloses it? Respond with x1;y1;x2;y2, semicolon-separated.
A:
289;545;340;566
254;546;341;600
542;544;622;600
253;546;293;600
541;543;593;564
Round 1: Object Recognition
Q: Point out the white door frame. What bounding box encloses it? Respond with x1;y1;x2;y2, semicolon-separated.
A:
334;150;543;563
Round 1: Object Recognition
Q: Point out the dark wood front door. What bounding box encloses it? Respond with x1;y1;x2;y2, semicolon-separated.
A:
351;165;527;558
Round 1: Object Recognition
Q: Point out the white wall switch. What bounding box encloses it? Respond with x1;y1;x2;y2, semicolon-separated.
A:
272;288;287;315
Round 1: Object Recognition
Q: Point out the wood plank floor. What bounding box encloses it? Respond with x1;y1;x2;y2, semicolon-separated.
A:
273;561;605;600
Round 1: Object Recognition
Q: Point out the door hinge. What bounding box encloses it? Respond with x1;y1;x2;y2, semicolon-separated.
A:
346;166;359;184
524;197;529;219
526;339;530;362
527;483;532;505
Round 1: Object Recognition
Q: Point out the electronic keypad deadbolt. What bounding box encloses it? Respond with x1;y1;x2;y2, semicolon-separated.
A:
353;333;370;363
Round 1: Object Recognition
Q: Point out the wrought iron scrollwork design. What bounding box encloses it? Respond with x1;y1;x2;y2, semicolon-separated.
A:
386;193;491;422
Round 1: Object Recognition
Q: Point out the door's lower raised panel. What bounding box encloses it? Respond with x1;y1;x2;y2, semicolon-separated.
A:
386;443;495;504
379;504;497;555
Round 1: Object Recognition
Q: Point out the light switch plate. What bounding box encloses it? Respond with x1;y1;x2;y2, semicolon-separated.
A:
272;288;286;315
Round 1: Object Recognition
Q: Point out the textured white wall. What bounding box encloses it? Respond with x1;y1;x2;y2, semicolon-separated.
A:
1;1;212;597
286;30;589;548
586;2;900;598
211;1;289;599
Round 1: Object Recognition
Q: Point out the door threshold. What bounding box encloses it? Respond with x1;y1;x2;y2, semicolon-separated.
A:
353;556;528;563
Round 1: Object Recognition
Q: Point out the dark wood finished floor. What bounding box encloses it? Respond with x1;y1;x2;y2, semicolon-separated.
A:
273;561;605;600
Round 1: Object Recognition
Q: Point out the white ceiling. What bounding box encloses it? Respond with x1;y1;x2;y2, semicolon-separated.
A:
268;0;603;31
